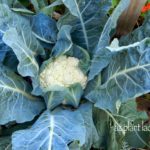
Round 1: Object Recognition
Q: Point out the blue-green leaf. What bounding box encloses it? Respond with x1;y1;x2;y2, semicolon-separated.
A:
93;100;148;149
79;103;99;150
0;64;45;125
86;38;150;112
12;106;86;150
58;0;112;52
12;103;99;150
117;100;149;149
63;83;83;107
44;83;83;109
3;27;42;77
0;4;45;77
51;25;72;57
88;0;130;80
31;13;58;44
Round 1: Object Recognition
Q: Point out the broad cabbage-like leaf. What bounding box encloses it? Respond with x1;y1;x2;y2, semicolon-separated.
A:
88;0;130;80
62;84;83;107
44;83;83;109
117;100;149;148
12;103;98;150
0;4;27;32
66;44;91;74
93;100;148;149
92;109;109;149
86;38;150;112
31;13;58;44
3;27;42;77
0;4;44;77
51;25;72;57
118;99;147;122
79;103;99;150
58;0;112;53
12;106;86;150
0;64;45;125
125;128;150;149
93;108;125;150
68;103;99;150
117;100;149;149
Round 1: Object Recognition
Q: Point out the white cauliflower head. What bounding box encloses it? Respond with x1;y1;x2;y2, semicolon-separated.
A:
39;56;87;91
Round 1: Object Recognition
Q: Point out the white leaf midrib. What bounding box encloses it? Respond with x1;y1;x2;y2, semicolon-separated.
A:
0;81;37;100
74;0;89;50
104;63;150;86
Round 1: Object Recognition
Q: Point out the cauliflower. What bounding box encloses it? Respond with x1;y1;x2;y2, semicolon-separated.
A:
39;56;87;90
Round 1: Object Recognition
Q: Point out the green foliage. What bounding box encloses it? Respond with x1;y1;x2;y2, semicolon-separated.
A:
0;0;150;150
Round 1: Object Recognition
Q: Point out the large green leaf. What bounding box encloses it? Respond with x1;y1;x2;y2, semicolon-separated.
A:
0;4;44;77
0;64;45;125
0;4;27;31
118;100;149;148
79;103;99;150
92;108;110;149
58;0;112;53
86;38;150;112
93;100;149;149
88;0;130;80
3;28;41;77
31;13;58;44
51;25;72;57
12;105;86;150
93;107;124;150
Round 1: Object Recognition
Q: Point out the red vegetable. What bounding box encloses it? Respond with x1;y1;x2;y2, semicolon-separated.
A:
141;2;150;13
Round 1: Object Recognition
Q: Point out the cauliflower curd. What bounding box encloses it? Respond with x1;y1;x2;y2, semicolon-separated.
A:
39;56;87;90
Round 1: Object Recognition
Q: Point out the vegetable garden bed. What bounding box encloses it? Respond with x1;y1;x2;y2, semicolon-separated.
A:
0;0;150;149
